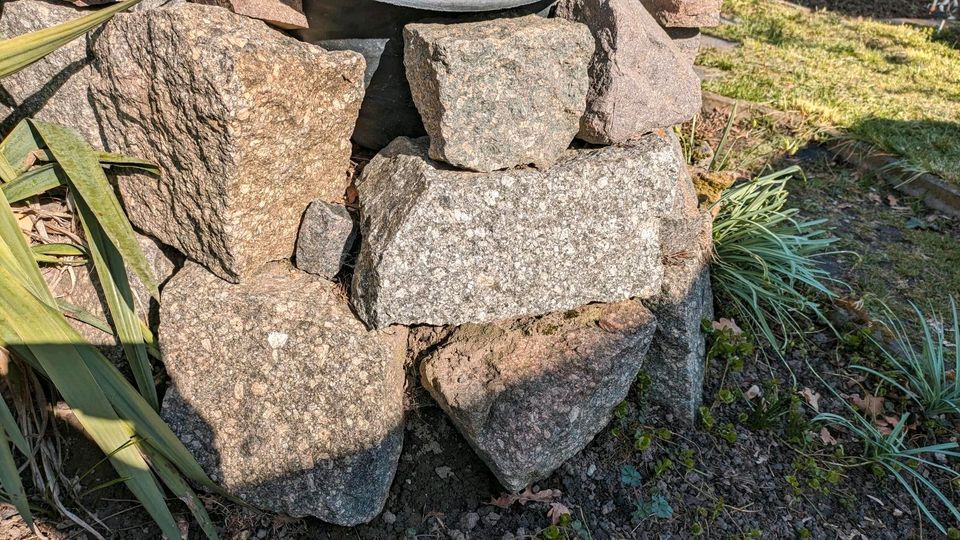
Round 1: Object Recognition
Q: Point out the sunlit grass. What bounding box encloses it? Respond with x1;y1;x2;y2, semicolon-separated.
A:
700;0;960;184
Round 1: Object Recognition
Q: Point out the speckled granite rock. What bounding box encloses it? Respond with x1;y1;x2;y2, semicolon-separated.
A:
643;171;714;422
91;4;365;282
352;133;682;328
0;0;100;145
640;0;721;28
555;0;702;144
403;16;593;171
295;201;358;279
160;262;407;525
418;300;657;491
666;27;701;65
192;0;308;29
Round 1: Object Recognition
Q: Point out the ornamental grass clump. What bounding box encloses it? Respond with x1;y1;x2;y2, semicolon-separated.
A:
854;299;960;419
710;166;844;352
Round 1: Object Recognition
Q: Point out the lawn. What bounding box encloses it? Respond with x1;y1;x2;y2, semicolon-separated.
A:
699;0;960;185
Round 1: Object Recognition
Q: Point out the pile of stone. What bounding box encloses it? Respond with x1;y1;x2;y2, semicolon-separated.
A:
1;0;716;526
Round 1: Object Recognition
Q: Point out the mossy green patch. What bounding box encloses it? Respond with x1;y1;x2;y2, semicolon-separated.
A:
700;0;960;184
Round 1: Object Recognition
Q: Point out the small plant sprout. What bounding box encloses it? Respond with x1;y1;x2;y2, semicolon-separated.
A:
853;299;960;419
710;166;845;353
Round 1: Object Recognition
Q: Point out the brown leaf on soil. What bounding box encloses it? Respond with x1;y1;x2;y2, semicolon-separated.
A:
851;394;884;419
712;318;743;335
799;388;821;412
819;427;838;445
489;487;562;508
547;502;571;524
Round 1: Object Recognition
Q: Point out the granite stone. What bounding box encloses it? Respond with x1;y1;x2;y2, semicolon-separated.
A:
403;15;593;171
91;4;365;282
295;201;358;280
418;300;657;490
160;262;407;525
351;133;683;328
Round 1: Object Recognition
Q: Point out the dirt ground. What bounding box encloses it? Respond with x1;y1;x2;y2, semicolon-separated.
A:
4;107;959;539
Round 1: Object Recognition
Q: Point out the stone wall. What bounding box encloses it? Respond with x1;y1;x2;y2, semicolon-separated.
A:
4;0;719;524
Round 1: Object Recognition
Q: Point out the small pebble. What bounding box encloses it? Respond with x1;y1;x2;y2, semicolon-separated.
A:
483;512;501;526
382;511;397;524
459;512;480;530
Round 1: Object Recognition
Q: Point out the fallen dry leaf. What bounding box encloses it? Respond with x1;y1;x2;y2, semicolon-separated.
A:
799;388;821;412
547;502;571;524
712;318;742;335
489;487;562;508
851;394;884;419
819;427;838;445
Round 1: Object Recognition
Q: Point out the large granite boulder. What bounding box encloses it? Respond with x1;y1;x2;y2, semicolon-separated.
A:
666;27;701;65
0;0;100;145
643;171;714;422
403;15;593;171
352;133;683;328
192;0;308;29
640;0;721;28
418;300;657;491
160;262;407;525
91;4;365;282
555;0;702;144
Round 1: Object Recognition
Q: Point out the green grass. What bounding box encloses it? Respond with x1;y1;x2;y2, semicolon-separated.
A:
700;0;960;184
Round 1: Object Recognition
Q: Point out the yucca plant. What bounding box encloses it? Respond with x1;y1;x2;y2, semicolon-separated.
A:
0;3;222;538
710;166;844;352
853;299;960;419
813;410;960;534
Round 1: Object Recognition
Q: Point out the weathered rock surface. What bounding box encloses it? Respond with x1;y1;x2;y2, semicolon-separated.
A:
0;0;100;144
91;4;365;282
352;133;682;328
640;0;722;28
295;201;358;279
193;0;308;29
643;172;714;422
666;27;701;65
160;262;407;525
418;300;657;491
555;0;702;144
403;16;593;171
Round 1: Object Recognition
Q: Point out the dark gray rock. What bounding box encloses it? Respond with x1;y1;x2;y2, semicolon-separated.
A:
403;15;593;171
91;4;365;283
643;172;714;422
160;262;408;525
418;300;657;491
295;201;358;279
351;133;683;328
0;0;100;145
555;0;702;144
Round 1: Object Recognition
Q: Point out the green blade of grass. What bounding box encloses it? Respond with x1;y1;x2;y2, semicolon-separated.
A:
142;443;221;540
0;397;29;456
0;427;32;529
30;121;160;301
2;164;67;204
74;193;158;410
0;121;44;178
0;0;142;79
96;152;161;175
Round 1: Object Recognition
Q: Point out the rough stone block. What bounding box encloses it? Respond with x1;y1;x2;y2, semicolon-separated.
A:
643;171;714;423
295;201;358;279
640;0;722;28
160;262;407;525
555;0;702;144
403;15;594;171
352;133;683;328
0;0;100;145
192;0;308;29
419;300;657;491
91;4;365;282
